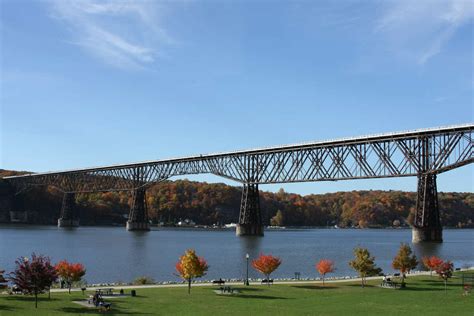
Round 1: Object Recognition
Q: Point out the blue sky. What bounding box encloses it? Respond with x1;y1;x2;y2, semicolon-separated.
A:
1;0;473;194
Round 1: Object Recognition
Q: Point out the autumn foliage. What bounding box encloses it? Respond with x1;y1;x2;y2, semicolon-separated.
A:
392;243;418;287
9;253;58;308
55;260;86;294
422;256;443;276
316;259;335;286
252;254;282;285
175;249;208;294
349;247;382;287
435;260;454;292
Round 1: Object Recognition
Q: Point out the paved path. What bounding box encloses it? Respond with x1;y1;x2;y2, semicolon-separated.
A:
50;269;474;293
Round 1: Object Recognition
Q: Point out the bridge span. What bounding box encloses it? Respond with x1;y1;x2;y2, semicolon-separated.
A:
3;123;473;242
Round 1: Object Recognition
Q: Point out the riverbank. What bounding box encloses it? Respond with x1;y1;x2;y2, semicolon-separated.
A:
48;267;474;293
2;272;472;315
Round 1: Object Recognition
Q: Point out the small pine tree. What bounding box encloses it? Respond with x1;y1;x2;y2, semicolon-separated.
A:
349;247;382;287
392;243;418;287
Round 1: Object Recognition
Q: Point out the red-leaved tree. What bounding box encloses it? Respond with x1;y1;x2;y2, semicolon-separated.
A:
55;260;86;294
252;254;281;286
435;260;454;293
9;253;58;308
422;256;443;277
316;259;335;286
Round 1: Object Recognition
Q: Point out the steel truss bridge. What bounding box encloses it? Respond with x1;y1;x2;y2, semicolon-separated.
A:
3;124;473;241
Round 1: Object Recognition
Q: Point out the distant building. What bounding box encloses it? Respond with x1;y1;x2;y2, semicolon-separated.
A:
177;219;196;227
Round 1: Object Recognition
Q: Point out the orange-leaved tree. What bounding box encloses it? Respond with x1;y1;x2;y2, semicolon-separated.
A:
55;260;86;294
392;243;418;287
422;256;443;277
252;254;281;285
316;259;335;286
175;249;208;294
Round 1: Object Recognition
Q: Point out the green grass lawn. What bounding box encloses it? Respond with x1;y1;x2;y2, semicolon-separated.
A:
0;275;473;315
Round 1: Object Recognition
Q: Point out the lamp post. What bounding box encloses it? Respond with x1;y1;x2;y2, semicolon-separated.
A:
245;253;250;286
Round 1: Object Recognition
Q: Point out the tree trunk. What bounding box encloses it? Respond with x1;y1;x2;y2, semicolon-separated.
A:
266;274;270;286
68;284;71;294
322;275;325;286
35;291;38;308
48;287;51;299
361;276;365;288
444;279;447;293
188;278;191;294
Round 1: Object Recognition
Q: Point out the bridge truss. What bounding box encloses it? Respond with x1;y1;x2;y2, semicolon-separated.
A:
3;124;473;240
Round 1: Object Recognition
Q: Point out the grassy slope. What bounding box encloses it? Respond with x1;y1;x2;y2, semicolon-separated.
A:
0;275;472;315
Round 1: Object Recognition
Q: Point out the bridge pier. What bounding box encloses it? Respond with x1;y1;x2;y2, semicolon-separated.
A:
126;187;150;231
58;192;79;228
412;174;442;243
236;183;264;236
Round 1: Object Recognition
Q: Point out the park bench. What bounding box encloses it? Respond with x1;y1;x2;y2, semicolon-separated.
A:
381;278;399;289
212;279;225;286
98;302;112;312
11;287;22;295
261;279;273;285
97;288;113;296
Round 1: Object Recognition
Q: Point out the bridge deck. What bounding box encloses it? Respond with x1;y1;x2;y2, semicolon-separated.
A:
4;123;473;179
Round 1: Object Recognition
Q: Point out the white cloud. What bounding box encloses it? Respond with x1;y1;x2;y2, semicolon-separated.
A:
375;0;474;64
49;0;172;70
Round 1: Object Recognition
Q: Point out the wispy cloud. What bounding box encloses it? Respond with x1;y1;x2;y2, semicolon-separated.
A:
49;0;172;70
375;0;474;64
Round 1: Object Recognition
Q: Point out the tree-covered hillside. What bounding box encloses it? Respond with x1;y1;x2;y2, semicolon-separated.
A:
1;169;472;227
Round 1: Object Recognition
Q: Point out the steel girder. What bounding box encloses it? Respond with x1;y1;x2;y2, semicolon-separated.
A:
4;124;473;193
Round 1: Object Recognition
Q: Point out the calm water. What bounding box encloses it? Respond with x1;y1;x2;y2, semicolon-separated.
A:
1;225;473;283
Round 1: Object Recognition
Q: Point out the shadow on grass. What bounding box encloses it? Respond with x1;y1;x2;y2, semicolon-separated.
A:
401;287;446;292
290;285;337;290
59;301;152;315
345;284;376;288
4;296;60;302
229;294;289;300
0;304;16;311
418;281;460;287
230;287;263;292
58;307;150;315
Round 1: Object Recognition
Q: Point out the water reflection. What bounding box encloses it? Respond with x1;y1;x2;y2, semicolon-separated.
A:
238;236;263;280
412;242;443;269
0;226;472;283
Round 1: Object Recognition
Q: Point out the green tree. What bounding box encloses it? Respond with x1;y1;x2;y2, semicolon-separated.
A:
349;247;382;287
392;243;418;287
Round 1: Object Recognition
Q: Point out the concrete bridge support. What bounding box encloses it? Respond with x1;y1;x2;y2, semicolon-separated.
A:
58;192;79;227
412;174;442;243
126;187;150;231
236;183;264;236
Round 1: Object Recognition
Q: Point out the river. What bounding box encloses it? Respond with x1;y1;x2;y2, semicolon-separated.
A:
1;225;473;283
